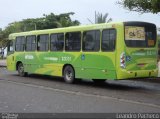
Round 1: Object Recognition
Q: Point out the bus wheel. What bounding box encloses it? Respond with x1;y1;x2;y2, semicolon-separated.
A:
63;65;75;84
17;63;27;77
92;79;106;84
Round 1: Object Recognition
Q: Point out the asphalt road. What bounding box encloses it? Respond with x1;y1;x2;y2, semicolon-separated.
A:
0;67;160;113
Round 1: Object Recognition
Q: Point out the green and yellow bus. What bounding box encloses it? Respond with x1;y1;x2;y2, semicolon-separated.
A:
7;21;158;83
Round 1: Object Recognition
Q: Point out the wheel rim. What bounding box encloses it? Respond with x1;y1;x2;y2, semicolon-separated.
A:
64;66;75;83
65;68;73;81
18;64;24;75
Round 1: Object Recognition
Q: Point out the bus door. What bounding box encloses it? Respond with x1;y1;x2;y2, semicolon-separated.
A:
34;34;51;75
24;35;38;73
81;29;116;79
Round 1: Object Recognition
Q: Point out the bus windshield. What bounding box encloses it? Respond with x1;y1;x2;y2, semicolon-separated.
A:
125;22;156;48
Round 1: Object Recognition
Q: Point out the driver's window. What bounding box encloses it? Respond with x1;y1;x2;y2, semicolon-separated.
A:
7;41;14;55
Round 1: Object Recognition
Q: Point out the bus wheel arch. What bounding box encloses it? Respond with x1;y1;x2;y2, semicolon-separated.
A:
16;61;27;77
16;61;22;70
63;64;76;84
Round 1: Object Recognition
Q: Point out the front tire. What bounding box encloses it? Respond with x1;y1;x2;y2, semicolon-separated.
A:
63;65;75;84
17;63;27;77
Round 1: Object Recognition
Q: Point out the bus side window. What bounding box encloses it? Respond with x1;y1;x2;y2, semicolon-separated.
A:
50;33;64;51
37;34;49;51
102;29;116;51
58;34;64;50
83;34;94;50
37;36;40;51
15;36;25;51
50;34;58;51
65;32;81;51
83;30;100;51
26;36;36;51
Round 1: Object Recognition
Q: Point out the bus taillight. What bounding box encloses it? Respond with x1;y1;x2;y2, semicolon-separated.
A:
120;52;126;69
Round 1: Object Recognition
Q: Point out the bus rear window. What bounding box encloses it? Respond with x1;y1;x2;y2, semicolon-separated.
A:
125;25;156;48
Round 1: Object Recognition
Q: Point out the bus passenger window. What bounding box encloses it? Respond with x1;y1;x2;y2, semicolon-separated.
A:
65;32;81;51
83;30;100;51
102;29;116;51
26;36;36;51
15;36;25;51
37;34;49;51
50;33;64;51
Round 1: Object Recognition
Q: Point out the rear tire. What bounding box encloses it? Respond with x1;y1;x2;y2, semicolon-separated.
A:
63;65;75;84
17;63;27;77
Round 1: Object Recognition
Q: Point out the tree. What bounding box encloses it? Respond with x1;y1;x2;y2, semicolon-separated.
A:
2;12;80;34
0;12;80;50
95;12;112;23
118;0;160;14
57;12;80;27
87;11;112;24
0;28;9;52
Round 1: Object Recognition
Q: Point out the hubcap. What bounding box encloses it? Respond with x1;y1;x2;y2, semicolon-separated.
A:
66;70;73;81
19;64;24;74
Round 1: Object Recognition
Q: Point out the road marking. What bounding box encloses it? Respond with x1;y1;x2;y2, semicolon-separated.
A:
1;80;160;109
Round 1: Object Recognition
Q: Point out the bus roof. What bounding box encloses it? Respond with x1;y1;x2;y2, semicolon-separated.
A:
9;21;156;40
9;22;123;39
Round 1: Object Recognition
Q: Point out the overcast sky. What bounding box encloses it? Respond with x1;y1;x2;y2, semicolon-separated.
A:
0;0;160;29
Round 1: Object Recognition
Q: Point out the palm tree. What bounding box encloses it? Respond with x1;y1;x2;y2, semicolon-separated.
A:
95;12;112;23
